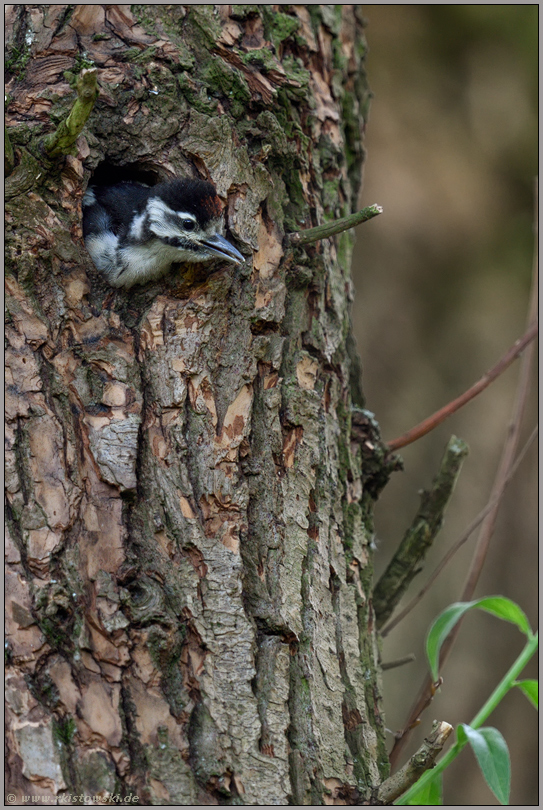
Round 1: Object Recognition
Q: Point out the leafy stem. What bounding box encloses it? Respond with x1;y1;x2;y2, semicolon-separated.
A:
395;597;538;805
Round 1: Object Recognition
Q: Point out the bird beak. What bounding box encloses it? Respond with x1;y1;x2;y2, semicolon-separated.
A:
202;234;244;264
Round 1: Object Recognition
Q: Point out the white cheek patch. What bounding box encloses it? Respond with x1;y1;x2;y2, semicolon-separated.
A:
146;197;180;239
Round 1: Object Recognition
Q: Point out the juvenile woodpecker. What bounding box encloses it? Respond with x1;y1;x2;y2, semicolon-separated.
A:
82;178;244;288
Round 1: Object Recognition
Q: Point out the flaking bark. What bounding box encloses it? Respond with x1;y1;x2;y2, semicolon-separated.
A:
5;5;393;805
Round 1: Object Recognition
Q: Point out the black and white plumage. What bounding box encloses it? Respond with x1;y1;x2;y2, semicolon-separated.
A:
82;178;244;288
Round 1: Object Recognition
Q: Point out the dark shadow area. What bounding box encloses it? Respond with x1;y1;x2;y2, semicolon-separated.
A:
88;160;161;188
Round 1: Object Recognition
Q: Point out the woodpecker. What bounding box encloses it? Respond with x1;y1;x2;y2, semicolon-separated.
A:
82;178;244;288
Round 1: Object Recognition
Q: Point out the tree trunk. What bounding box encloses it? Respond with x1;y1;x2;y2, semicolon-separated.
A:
5;5;393;805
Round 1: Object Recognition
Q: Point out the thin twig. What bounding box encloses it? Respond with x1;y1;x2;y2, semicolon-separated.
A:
287;204;383;246
387;320;538;451
376;720;453;804
381;653;416;671
381;425;538;637
456;258;538;600
389;183;538;769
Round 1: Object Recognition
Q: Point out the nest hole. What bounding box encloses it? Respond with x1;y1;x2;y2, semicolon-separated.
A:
89;160;162;188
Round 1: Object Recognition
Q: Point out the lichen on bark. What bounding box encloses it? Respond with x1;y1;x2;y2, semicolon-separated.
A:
5;5;394;805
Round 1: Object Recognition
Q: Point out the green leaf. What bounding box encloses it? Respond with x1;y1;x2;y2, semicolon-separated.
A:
404;773;443;805
474;596;532;637
458;724;511;805
426;603;471;681
426;597;532;680
514;679;538;709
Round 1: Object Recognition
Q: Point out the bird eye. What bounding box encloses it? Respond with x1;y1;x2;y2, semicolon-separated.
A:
182;219;196;231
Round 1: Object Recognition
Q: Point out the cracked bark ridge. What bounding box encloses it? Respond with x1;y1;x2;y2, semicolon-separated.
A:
5;5;392;805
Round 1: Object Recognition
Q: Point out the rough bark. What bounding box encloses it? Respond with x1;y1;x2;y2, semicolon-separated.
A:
5;5;394;805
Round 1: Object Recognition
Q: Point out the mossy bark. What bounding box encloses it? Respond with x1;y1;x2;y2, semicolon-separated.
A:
5;5;392;805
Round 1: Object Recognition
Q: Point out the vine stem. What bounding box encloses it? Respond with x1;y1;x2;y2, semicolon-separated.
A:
395;631;538;805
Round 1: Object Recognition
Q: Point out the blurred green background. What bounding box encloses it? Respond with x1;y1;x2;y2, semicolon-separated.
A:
351;5;537;805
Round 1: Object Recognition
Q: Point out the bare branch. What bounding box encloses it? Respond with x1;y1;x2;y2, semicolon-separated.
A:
373;436;468;629
387;320;538;451
381;425;537;637
43;68;98;158
376;721;453;804
287;204;383;246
